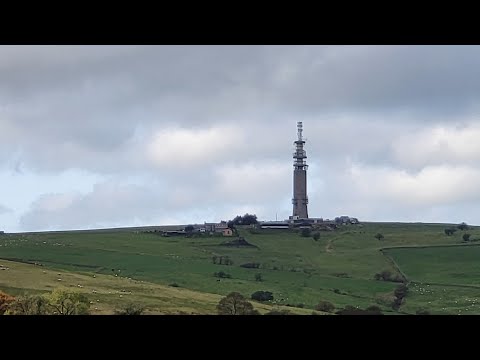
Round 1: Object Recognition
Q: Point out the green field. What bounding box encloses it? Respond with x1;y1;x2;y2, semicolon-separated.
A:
1;221;479;314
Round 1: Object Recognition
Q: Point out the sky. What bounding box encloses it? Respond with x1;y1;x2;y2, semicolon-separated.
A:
1;45;480;232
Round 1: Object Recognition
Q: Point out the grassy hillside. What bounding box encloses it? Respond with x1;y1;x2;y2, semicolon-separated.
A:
1;221;479;314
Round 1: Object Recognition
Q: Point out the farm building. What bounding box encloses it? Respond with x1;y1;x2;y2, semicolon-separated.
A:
260;221;290;229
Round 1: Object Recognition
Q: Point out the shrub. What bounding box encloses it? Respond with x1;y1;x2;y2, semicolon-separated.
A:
214;271;232;279
115;303;145;315
0;291;16;315
217;292;259;315
315;300;335;313
463;233;471;242
374;233;384;241
254;273;263;282
251;291;273;302
313;232;320;241
444;228;457;236
169;283;180;287
458;222;469;231
301;228;312;237
240;263;261;269
6;294;49;315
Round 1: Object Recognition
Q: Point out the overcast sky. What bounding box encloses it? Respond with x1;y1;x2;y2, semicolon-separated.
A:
1;45;480;232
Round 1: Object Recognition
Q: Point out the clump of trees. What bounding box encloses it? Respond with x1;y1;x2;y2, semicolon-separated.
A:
115;303;145;315
227;214;258;228
392;284;409;311
251;291;273;302
3;289;90;315
374;270;404;283
240;262;260;269
214;271;232;279
444;228;457;236
458;222;469;231
212;256;233;265
217;292;259;315
315;300;335;313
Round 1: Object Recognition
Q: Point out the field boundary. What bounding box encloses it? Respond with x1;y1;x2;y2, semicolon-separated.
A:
379;250;409;283
380;243;480;251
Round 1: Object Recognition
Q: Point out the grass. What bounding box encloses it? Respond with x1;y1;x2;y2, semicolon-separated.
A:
1;221;479;314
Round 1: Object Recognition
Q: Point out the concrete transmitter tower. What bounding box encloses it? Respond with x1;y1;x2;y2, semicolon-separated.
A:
292;121;308;219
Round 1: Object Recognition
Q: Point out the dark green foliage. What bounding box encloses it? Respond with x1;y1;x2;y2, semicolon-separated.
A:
169;283;179;287
228;214;258;226
240;262;260;269
217;292;259;315
251;291;273;302
301;228;312;237
214;271;231;279
115;303;145;315
184;225;194;233
458;222;469;231
374;270;404;283
444;228;457;236
394;284;409;299
313;232;320;241
315;300;335;313
374;233;384;241
254;273;263;282
463;233;471;242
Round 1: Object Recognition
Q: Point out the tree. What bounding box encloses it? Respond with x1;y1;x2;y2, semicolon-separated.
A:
458;222;469;231
444;228;457;236
6;294;49;315
115;303;145;315
0;291;15;315
255;273;263;282
374;233;384;241
463;233;471;242
315;300;335;313
251;291;273;302
212;255;217;264
47;289;90;315
184;225;194;233
217;292;259;315
301;228;312;237
313;232;320;241
394;284;409;300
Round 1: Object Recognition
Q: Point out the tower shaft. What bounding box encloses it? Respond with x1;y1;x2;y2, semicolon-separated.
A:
292;122;308;219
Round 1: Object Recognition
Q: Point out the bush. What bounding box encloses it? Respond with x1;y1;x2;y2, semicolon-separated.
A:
463;233;471;242
394;284;409;300
214;271;232;279
374;233;384;241
301;228;312;237
374;270;404;283
458;222;469;231
312;232;320;241
315;300;335;313
217;292;259;315
169;283;180;287
444;228;457;236
240;263;260;269
115;303;145;315
255;273;263;282
251;291;273;302
6;294;49;315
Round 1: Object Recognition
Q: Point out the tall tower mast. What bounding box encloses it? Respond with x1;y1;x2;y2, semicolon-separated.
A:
292;121;308;219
